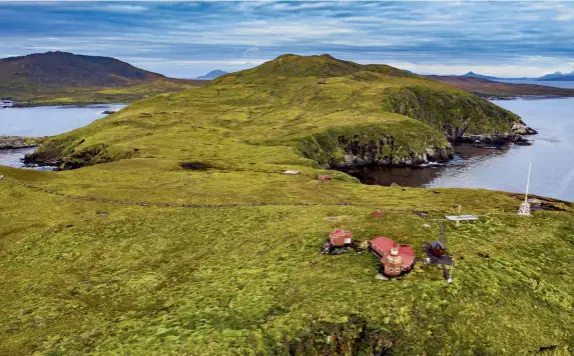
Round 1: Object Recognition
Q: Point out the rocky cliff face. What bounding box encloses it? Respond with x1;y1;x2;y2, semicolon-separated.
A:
331;136;453;168
381;86;537;144
23;135;136;169
297;122;453;170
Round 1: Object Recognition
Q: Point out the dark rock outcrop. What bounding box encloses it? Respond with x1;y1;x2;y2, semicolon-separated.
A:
331;136;454;168
23;135;138;169
512;121;538;135
299;127;453;170
455;121;537;146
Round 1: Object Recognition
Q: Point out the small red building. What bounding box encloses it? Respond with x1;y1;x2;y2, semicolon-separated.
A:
369;237;416;275
329;229;353;247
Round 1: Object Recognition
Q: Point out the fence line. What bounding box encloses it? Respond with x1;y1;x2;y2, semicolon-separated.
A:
0;175;365;210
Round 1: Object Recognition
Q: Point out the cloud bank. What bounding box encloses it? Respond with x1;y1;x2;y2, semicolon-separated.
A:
1;1;573;77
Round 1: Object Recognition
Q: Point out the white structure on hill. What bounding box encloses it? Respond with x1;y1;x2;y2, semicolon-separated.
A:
518;162;532;216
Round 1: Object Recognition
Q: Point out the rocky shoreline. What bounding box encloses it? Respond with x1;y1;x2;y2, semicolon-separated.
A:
7;119;538;171
328;143;454;169
321;120;537;171
0;136;45;150
456;122;537;146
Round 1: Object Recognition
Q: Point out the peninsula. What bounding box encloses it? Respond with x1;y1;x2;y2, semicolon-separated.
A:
1;54;572;355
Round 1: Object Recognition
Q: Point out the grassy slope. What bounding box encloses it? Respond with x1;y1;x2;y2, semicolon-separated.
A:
1;79;207;106
29;54;520;169
1;55;573;355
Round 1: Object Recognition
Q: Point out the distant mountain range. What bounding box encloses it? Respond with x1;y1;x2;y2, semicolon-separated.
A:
537;71;574;81
197;70;229;79
0;51;205;105
462;71;574;81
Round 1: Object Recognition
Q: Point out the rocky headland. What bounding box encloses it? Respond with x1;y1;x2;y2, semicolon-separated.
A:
26;54;537;172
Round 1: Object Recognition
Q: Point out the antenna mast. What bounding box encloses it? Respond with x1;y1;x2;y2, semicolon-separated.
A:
518;162;532;216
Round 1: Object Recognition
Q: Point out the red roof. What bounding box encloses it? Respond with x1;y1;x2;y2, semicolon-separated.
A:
370;237;396;254
329;229;353;247
398;245;416;267
370;237;415;268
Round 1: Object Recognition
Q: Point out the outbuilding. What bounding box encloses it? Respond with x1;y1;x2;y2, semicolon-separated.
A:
329;229;353;247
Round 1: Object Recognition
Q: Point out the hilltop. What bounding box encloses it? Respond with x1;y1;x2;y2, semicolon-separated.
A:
1;54;572;355
0;51;207;105
426;74;574;98
197;69;229;79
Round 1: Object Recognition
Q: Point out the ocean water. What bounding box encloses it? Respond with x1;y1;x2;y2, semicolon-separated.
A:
349;98;574;202
0;104;125;169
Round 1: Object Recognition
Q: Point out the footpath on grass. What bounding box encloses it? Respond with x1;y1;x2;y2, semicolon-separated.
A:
0;174;533;218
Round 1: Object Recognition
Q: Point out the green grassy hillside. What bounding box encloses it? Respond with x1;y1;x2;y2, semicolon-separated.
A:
1;54;572;355
28;54;521;170
0;51;206;105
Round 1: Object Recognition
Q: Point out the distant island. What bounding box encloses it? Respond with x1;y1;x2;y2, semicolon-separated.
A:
461;70;574;81
425;74;574;99
197;69;229;79
0;51;207;106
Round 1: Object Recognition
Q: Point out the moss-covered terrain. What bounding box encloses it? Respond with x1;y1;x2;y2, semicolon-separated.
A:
27;54;524;170
1;54;572;355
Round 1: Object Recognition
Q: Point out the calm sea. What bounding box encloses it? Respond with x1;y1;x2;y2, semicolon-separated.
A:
0;104;125;169
349;97;574;202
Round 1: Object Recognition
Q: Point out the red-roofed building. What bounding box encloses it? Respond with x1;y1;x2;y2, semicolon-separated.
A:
369;237;416;276
329;229;353;247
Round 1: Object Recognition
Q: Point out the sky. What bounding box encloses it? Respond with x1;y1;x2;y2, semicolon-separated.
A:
1;1;574;78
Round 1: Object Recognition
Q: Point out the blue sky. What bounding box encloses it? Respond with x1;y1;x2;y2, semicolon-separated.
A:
1;1;574;78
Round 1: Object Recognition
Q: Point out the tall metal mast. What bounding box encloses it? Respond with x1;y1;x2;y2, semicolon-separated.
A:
518;162;532;216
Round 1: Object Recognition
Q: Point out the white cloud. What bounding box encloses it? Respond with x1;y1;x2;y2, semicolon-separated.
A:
99;4;148;13
271;2;338;11
3;0;574;78
556;13;574;21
